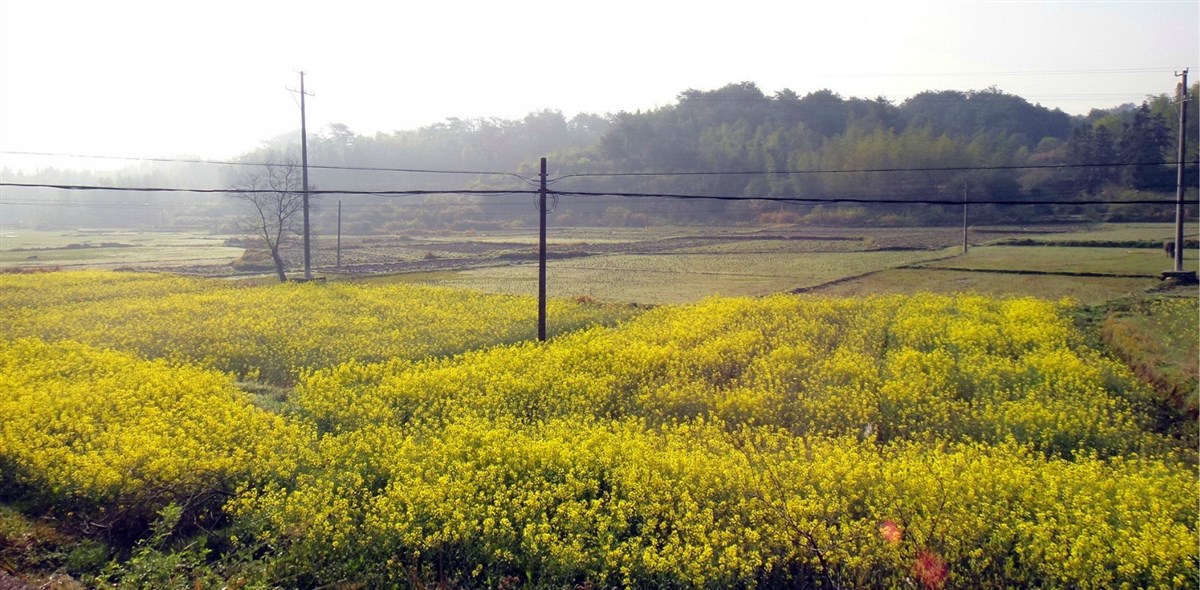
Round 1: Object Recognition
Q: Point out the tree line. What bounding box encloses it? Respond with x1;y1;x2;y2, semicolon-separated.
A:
3;82;1195;231
247;81;1196;229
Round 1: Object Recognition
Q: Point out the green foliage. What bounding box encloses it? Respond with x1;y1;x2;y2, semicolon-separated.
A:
63;539;109;574
1103;297;1200;441
91;504;273;590
238;83;1179;232
11;84;1192;233
1117;103;1174;189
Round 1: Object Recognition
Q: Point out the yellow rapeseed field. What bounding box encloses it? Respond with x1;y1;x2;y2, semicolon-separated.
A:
0;271;634;383
0;271;1193;588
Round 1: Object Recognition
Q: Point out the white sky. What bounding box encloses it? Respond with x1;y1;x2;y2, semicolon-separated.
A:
1;0;1197;170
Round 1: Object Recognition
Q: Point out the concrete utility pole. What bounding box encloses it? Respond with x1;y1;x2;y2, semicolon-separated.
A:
538;157;548;342
299;72;313;280
336;199;342;269
1171;69;1190;275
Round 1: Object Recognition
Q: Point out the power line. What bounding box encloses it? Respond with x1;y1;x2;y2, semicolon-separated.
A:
6;181;1192;207
548;188;1196;207
549;160;1198;183
834;67;1185;78
0;150;538;184
8;154;1189;187
0;199;543;211
0;201;189;210
0;182;536;198
5;175;1195;209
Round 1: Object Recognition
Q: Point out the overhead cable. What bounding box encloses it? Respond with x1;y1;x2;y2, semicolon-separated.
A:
549;160;1199;183
6;182;1193;208
0;182;536;198
547;189;1197;207
0;151;537;183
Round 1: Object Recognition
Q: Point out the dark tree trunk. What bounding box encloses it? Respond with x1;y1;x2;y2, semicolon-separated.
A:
271;249;287;282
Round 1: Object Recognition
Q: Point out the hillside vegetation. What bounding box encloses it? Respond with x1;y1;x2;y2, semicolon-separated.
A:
6;83;1196;232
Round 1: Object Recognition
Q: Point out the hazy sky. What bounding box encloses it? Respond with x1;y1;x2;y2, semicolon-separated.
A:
1;0;1196;170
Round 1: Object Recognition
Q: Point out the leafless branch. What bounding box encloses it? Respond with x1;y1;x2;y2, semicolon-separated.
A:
231;159;306;281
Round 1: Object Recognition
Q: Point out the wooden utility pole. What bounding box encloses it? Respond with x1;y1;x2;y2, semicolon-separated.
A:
299;72;313;279
1172;69;1189;275
962;184;969;254
538;157;548;342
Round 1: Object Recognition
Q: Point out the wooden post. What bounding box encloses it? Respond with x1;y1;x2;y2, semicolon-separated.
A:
962;185;969;254
1173;69;1188;274
538;157;548;342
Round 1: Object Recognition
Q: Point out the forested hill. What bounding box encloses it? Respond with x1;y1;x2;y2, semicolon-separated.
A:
5;82;1195;230
243;81;1194;227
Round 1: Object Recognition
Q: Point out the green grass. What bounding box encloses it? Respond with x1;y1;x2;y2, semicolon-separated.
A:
423;232;641;246
1097;297;1200;446
6;225;1196;306
409;249;953;304
419;226;719;246
1103;299;1200;403
917;245;1199;276
809;268;1161;304
982;222;1196;244
0;230;243;269
660;238;866;254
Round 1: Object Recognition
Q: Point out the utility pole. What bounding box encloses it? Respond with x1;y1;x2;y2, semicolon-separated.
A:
962;184;969;254
538;157;548;342
291;71;315;280
1171;68;1190;276
336;199;342;269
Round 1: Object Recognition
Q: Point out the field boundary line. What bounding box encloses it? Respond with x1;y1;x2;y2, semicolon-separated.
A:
899;265;1156;279
790;250;965;294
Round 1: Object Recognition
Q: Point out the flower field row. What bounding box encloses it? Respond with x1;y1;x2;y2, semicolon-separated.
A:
0;338;311;534
0;271;635;384
258;294;1193;588
0;271;1194;588
295;295;1162;458
231;418;1196;589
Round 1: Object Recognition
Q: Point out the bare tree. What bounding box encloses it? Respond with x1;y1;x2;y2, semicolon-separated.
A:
234;160;305;282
